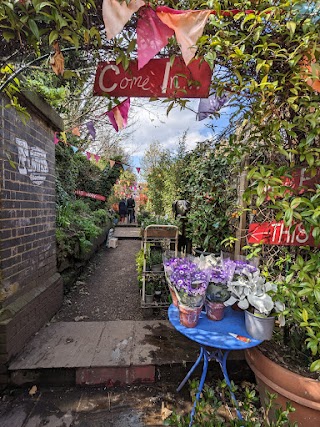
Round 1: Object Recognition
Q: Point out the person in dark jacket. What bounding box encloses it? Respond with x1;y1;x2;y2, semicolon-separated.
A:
126;195;135;223
118;198;127;223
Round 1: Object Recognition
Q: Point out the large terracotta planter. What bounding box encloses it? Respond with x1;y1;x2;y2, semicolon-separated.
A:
246;347;320;426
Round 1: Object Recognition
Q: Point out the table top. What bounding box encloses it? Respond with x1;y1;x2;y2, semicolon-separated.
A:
168;305;262;350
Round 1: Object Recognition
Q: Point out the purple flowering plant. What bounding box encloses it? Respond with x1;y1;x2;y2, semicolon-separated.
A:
164;257;209;307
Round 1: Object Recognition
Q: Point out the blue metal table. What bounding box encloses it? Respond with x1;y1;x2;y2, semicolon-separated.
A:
168;304;262;426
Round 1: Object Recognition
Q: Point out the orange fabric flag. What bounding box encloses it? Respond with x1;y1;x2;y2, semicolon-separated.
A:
102;0;145;40
156;7;211;65
72;127;81;137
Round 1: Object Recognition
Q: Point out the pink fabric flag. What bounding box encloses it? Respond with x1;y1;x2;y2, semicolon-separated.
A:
156;6;211;65
110;159;116;168
137;7;174;70
102;0;145;40
54;132;60;145
106;98;131;132
136;167;141;174
94;154;101;162
86;151;91;160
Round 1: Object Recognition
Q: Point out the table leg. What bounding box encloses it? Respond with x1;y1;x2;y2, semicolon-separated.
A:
210;349;243;420
188;349;209;427
176;346;204;392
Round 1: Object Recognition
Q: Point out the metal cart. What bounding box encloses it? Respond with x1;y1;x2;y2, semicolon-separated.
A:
141;224;179;308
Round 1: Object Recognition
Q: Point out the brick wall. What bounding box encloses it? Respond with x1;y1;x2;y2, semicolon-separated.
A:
0;92;64;384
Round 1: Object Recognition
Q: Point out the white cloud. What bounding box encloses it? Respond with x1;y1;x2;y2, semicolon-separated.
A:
126;99;212;159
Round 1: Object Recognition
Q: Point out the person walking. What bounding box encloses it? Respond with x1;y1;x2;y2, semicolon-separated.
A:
126;195;135;224
118;198;127;223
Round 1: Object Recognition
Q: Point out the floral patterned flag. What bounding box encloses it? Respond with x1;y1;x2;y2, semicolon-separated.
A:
102;0;145;40
106;98;131;132
86;121;96;140
156;6;211;65
137;7;174;70
197;93;229;121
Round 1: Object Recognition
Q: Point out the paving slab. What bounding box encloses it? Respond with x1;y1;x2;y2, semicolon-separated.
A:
9;322;105;369
8;320;200;372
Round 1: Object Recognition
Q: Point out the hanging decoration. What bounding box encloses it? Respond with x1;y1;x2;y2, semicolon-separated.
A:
50;41;65;76
94;58;211;98
106;98;131;132
54;132;60;145
136;167;141;174
197;93;229;121
102;0;145;40
137;7;174;70
110;159;116;168
86;121;96;140
156;7;212;65
72;127;81;136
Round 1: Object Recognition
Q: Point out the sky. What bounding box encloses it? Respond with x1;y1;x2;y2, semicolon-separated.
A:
125;98;231;170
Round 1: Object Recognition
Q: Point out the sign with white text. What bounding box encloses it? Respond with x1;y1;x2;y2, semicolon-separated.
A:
247;221;319;247
93;58;211;98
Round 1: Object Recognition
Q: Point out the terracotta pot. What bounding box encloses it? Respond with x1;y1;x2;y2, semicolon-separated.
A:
178;304;203;328
245;347;320;426
205;300;225;321
169;285;179;307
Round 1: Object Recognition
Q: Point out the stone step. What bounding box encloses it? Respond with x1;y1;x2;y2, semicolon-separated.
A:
8;320;246;387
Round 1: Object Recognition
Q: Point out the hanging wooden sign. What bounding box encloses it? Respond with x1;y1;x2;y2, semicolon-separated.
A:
93;57;211;98
247;221;319;247
75;190;106;201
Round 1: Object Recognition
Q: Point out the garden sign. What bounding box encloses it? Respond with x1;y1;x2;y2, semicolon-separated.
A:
93;57;211;98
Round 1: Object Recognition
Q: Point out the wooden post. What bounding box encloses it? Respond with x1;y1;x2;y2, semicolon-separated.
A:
234;157;249;258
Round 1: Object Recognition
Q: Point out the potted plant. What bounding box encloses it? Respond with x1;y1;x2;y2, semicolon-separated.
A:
149;248;164;272
164;257;209;327
224;262;285;340
145;281;154;304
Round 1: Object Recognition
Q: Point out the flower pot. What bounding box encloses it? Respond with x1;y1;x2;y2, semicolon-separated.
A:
145;294;154;304
178;304;203;328
245;310;275;341
246;347;320;426
169;285;179;307
205;300;225;321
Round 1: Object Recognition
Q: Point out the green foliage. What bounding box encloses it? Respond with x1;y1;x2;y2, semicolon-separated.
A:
180;142;237;253
56;199;112;262
165;379;297;427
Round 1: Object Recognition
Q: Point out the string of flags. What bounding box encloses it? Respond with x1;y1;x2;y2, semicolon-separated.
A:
102;3;260;67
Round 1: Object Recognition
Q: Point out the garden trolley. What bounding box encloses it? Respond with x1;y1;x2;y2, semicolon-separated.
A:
141;224;179;308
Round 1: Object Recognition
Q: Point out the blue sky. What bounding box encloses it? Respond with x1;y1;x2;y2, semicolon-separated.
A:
127;98;231;170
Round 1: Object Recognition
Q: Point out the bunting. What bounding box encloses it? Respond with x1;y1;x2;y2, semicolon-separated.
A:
106;98;131;132
72;127;81;137
54;132;60;145
110;159;116;168
102;0;145;40
155;7;212;65
197;93;229;121
137;7;174;70
86;121;96;140
86;151;92;160
136;167;141;174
